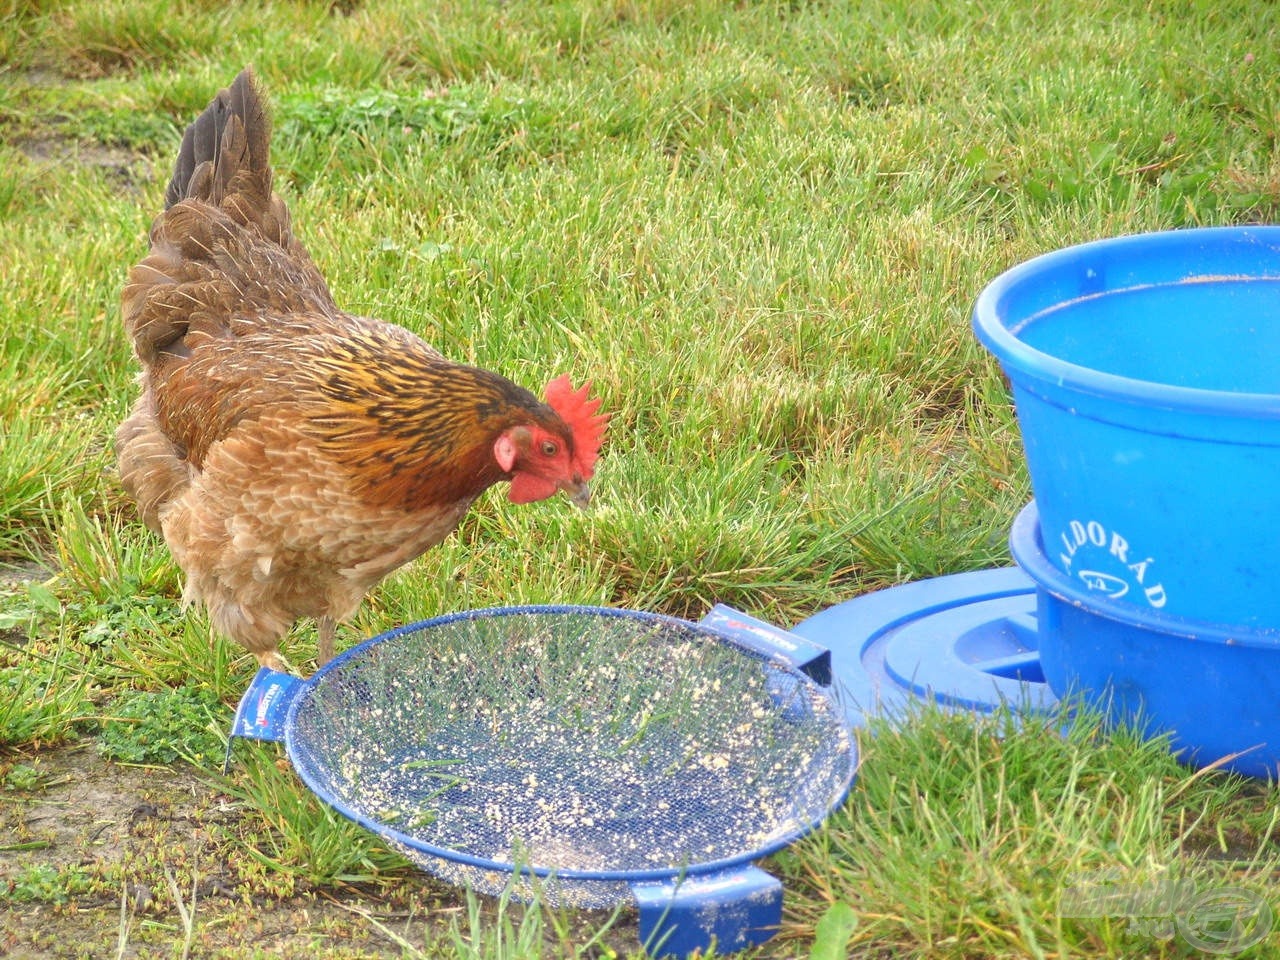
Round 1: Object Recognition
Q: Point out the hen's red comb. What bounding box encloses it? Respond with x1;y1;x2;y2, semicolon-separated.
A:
545;375;609;479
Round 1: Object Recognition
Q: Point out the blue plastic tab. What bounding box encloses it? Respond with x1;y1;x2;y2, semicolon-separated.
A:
632;866;783;958
700;604;833;686
230;667;306;742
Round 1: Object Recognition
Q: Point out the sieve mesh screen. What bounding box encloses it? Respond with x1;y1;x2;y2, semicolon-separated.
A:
286;607;854;907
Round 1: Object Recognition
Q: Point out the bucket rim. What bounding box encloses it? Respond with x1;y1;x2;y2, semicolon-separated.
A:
1009;502;1280;650
973;226;1280;419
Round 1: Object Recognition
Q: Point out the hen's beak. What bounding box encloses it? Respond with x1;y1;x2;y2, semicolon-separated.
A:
563;479;591;510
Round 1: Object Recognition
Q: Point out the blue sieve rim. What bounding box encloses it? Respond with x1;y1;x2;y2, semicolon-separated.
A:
972;225;1280;419
284;603;858;885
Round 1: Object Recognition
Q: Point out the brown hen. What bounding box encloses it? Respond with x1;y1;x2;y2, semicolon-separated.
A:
115;69;607;672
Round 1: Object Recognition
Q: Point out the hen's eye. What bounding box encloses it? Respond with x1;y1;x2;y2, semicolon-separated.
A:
540;440;559;457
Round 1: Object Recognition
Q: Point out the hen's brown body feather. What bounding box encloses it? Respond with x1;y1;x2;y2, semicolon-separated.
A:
116;70;578;670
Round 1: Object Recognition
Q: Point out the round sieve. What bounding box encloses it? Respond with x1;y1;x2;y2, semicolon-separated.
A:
231;605;856;955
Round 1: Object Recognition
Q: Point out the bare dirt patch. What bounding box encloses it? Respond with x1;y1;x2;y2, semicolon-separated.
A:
0;745;636;958
1;744;394;958
12;135;154;193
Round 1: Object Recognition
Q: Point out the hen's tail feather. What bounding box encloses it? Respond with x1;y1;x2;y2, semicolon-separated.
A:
165;69;269;210
162;68;297;252
122;68;335;365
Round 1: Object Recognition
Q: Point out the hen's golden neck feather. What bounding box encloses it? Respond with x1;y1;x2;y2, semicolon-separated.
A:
300;332;567;510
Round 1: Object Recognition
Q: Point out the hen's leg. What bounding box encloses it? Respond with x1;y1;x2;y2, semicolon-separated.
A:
317;616;337;666
255;648;295;674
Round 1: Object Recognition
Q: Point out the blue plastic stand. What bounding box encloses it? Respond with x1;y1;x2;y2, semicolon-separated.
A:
225;612;847;959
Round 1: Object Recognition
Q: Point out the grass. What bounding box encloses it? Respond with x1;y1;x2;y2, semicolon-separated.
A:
775;706;1280;957
1;0;1279;956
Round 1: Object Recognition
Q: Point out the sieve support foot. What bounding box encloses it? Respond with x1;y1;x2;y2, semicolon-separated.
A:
632;866;782;957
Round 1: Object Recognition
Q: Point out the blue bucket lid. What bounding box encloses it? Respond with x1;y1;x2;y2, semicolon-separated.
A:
791;567;1056;725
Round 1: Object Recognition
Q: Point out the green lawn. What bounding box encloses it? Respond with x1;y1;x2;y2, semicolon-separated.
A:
2;1;1279;957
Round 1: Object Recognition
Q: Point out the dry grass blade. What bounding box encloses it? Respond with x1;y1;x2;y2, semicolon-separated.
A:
161;858;198;960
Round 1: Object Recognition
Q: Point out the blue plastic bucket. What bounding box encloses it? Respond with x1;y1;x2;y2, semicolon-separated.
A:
974;226;1280;627
1010;502;1280;777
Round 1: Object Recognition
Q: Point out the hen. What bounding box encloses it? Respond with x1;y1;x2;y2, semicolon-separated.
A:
115;69;607;672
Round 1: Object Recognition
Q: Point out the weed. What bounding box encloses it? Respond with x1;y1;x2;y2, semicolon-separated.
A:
0;621;95;749
97;684;226;766
1;762;44;791
2;863;96;904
